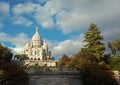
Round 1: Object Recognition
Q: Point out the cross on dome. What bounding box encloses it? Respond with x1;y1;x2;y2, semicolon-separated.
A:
36;26;38;33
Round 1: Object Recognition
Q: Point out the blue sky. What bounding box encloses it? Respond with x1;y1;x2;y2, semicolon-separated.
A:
0;0;120;58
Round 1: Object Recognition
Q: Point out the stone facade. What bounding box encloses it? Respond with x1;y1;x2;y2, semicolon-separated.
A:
21;27;57;67
22;27;51;60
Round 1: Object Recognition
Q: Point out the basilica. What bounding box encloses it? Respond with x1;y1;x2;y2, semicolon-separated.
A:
21;27;57;67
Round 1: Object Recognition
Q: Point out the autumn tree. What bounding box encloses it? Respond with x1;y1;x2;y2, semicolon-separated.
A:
58;54;71;67
84;23;105;63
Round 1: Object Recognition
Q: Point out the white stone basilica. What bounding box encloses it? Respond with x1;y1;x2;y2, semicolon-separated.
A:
21;27;57;67
22;27;51;60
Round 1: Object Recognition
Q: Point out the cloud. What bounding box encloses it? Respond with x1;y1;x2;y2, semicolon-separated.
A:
44;0;120;38
12;2;55;28
34;5;55;28
0;2;10;28
0;32;29;53
0;2;9;16
12;16;33;26
0;32;10;41
49;34;85;57
44;0;63;15
11;0;120;36
10;33;29;47
56;11;89;34
12;2;36;15
36;0;49;5
102;27;120;42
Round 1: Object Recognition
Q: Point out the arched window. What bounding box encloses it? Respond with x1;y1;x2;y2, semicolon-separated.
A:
38;58;40;60
31;58;33;60
34;58;36;60
35;51;36;55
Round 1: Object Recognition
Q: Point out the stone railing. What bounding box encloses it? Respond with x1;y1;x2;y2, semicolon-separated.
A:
27;67;80;74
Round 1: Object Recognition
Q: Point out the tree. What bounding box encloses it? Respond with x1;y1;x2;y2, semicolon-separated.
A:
58;55;71;67
84;23;105;63
2;62;28;85
107;38;120;71
81;63;118;85
0;43;13;62
0;43;28;85
109;38;120;55
66;55;80;68
43;56;55;60
49;57;55;60
110;55;120;71
14;54;29;61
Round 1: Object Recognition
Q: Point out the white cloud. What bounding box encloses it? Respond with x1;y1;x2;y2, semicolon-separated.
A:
49;34;85;57
102;27;120;42
0;32;10;41
0;32;29;53
12;16;33;26
36;0;49;5
10;33;29;47
0;2;10;28
0;2;9;16
12;2;36;15
34;6;55;28
56;11;89;33
44;0;120;38
12;2;55;28
44;0;63;15
10;0;120;36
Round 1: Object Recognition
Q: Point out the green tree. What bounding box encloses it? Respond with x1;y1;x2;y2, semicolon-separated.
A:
14;54;29;60
0;43;13;62
43;56;55;60
49;57;55;60
109;38;120;55
84;23;105;63
110;55;120;71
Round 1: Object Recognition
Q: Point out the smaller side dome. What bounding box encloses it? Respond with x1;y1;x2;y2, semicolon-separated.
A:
24;40;30;50
43;40;48;51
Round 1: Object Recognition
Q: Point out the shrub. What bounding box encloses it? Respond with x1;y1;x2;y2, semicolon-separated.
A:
81;63;119;85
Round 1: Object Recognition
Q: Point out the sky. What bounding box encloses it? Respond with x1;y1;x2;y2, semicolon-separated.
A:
0;0;120;59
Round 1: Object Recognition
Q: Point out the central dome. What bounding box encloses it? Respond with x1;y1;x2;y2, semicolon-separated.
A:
32;27;42;42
